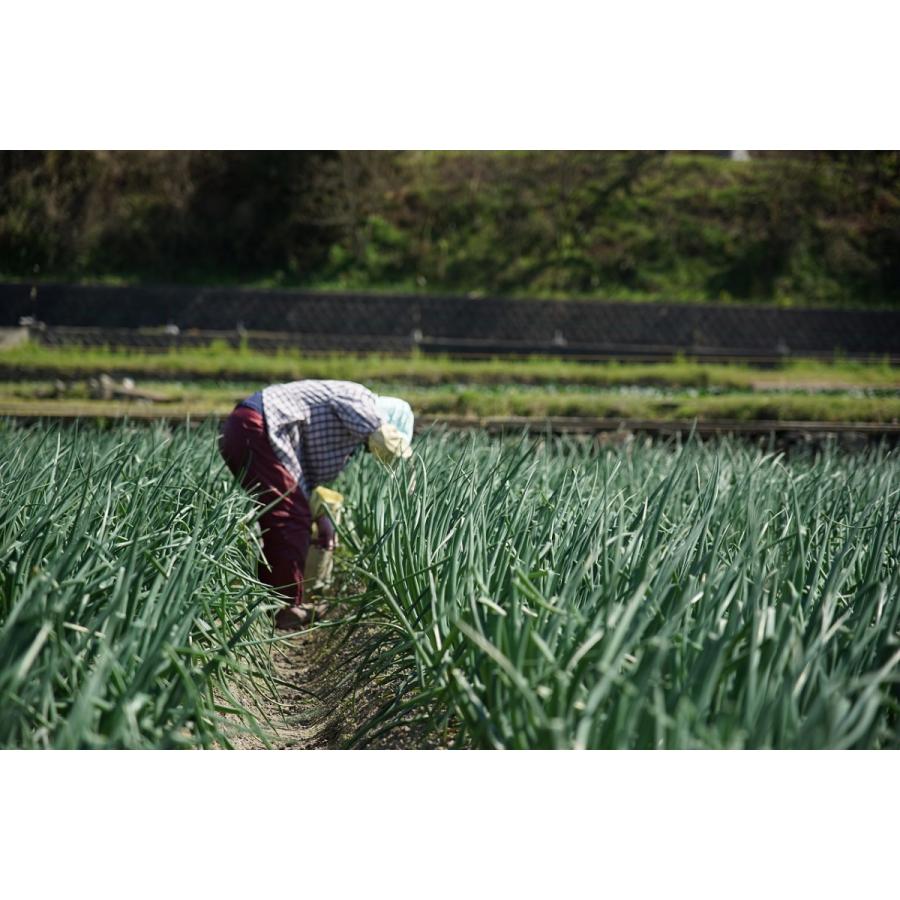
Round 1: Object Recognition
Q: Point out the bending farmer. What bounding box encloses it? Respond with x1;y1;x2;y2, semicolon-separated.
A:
219;380;413;630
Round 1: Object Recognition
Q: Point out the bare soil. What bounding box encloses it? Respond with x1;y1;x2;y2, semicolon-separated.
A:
222;612;445;750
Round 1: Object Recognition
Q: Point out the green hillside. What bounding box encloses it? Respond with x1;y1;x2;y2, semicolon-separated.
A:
1;151;898;306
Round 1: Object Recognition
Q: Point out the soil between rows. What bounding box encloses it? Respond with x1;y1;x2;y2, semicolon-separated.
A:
224;612;444;750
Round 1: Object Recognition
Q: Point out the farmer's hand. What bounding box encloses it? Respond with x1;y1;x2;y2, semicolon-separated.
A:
315;513;336;550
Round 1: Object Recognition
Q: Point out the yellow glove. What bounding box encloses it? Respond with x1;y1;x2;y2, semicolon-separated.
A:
368;423;412;463
309;486;344;522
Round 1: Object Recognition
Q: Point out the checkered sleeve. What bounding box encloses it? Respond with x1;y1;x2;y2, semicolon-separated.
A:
329;390;383;439
262;380;384;496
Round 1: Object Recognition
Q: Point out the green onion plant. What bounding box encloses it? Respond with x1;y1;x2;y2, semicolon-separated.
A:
339;431;900;749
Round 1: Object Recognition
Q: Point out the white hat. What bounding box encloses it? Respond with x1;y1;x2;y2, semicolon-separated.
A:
375;396;414;444
369;396;414;463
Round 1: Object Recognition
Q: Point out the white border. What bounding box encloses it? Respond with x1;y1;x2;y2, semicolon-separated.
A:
2;751;897;898
2;1;898;148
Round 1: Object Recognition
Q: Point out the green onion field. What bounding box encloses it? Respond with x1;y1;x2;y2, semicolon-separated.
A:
340;432;900;748
0;422;275;748
1;422;898;748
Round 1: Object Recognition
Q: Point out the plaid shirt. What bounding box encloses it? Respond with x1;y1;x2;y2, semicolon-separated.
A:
260;380;383;496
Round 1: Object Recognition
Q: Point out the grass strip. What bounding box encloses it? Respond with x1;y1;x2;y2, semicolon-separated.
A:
1;342;897;390
1;381;898;424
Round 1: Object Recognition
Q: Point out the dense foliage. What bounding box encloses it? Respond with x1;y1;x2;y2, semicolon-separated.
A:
340;432;900;748
0;422;273;748
2;151;898;305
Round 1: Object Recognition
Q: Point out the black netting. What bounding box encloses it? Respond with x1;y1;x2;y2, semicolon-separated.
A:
2;283;898;359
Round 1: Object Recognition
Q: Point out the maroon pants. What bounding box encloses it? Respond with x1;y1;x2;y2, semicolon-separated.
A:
219;406;311;606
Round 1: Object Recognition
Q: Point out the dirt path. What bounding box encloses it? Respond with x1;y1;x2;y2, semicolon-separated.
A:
748;378;888;392
223;614;443;750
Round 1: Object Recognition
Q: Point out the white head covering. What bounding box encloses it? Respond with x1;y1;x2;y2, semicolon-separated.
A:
369;396;414;463
375;396;414;443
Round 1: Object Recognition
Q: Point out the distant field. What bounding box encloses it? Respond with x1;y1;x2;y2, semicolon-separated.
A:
1;342;897;426
1;380;899;425
2;342;898;390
